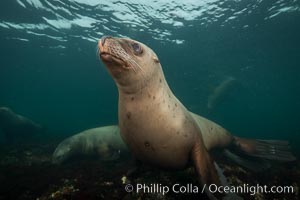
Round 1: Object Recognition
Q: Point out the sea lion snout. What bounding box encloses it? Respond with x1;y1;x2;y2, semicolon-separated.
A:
98;35;115;52
100;35;112;46
98;37;123;65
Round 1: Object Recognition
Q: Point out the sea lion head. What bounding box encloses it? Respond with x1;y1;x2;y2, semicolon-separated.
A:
98;36;161;94
52;138;76;164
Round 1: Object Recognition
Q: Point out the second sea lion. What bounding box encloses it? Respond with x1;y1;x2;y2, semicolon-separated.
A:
52;126;128;164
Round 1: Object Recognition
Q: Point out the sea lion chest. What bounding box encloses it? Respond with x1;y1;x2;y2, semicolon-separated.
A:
119;90;198;170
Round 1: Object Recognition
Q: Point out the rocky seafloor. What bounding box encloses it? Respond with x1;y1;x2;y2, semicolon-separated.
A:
0;143;299;200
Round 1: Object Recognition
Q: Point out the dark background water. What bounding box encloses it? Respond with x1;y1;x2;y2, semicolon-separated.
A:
0;0;299;153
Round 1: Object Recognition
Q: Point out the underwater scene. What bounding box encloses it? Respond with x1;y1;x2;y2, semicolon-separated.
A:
0;0;299;199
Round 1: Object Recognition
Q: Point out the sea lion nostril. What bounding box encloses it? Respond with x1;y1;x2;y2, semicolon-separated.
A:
101;35;112;46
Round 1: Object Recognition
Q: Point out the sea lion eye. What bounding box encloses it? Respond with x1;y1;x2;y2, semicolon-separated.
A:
131;43;143;54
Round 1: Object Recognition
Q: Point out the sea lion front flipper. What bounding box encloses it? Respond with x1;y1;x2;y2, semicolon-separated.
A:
191;141;221;200
191;141;244;200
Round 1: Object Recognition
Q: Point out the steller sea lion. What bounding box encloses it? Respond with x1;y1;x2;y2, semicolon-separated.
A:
52;126;129;164
0;107;44;144
207;76;237;112
98;36;295;199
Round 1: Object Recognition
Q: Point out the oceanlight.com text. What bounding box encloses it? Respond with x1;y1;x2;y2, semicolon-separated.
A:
124;183;294;196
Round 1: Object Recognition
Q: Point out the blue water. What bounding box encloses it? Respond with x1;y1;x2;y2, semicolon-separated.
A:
0;0;299;152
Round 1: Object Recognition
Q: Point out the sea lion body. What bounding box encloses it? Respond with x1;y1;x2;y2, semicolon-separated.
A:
0;107;43;143
98;36;295;199
119;86;198;169
98;37;222;187
52;126;128;164
190;112;233;151
52;114;233;165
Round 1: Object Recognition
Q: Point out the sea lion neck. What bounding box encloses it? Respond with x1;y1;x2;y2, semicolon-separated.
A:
118;66;172;99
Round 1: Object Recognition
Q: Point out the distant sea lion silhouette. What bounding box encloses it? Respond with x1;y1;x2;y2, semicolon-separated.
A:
207;76;237;112
98;36;296;199
52;126;128;164
0;107;44;143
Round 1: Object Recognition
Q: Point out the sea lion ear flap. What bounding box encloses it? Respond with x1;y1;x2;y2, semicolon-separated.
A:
152;56;160;63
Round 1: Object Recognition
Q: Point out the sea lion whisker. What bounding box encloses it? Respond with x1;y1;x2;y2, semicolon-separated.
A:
124;56;149;92
125;58;150;93
128;57;145;74
125;58;140;73
104;45;142;77
130;63;137;73
119;53;140;73
126;57;145;76
128;58;150;93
